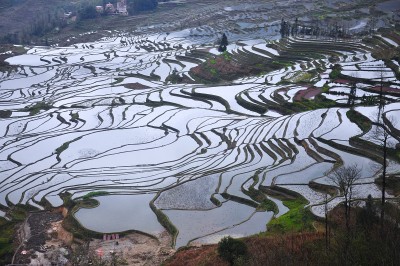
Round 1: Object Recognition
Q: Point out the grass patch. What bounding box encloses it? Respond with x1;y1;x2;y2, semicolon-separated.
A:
111;77;124;84
210;194;222;207
257;199;278;213
329;64;342;80
222;51;231;61
150;202;178;244
322;82;330;93
284;71;316;84
55;137;82;156
346;109;372;133
210;68;217;76
81;191;109;200
59;193;102;240
63;212;102;240
242;173;279;214
272;60;293;68
25;101;52;116
284;95;337;114
266;196;314;234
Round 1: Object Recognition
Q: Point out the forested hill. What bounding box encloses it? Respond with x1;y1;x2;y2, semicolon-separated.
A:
0;0;159;44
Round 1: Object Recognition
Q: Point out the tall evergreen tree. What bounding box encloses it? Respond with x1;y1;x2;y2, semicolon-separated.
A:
218;33;228;52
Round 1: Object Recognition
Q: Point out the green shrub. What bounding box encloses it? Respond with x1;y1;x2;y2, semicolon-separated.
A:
0;217;15;265
223;51;231;61
25;101;52;115
267;196;314;233
257;199;278;214
322;82;330;93
82;191;109;200
218;236;248;265
329;64;342;80
0;110;11;118
55;137;82;156
70;113;79;121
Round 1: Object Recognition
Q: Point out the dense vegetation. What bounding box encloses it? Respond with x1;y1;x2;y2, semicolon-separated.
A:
128;0;158;13
0;205;33;265
168;200;400;266
218;236;248;265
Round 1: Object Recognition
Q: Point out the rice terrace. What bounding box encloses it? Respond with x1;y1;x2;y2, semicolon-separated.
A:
0;0;400;265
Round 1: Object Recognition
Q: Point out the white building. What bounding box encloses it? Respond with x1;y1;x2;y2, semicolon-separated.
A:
116;0;128;15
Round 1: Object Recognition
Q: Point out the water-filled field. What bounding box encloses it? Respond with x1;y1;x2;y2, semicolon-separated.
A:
1;6;400;247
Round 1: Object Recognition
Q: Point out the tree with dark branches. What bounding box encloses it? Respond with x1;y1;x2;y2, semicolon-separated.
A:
328;164;362;231
370;113;397;232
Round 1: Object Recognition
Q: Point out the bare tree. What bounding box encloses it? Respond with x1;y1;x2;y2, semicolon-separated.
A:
371;114;397;230
328;164;362;231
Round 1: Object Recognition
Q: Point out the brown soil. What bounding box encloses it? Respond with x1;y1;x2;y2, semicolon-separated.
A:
88;230;175;265
165;245;228;266
123;82;151;90
368;86;400;94
334;79;351;84
165;232;324;266
190;55;258;83
294;86;322;101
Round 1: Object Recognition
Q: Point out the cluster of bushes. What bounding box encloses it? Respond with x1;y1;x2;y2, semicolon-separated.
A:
0;217;17;265
218;236;248;265
286;95;337;113
55;137;82;161
267;196;313;233
214;198;400;266
166;68;182;84
149;196;178;243
78;4;97;20
25;101;52;116
329;64;342;80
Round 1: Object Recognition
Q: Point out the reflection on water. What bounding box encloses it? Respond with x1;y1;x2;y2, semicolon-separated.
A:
75;194;164;235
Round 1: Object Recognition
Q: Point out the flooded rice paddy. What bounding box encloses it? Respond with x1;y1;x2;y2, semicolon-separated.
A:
1;1;400;248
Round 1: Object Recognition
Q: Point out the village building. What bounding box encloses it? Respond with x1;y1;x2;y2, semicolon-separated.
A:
105;2;115;14
116;0;128;15
95;6;104;13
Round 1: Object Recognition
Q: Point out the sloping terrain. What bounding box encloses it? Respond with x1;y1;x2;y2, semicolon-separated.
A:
0;1;399;264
